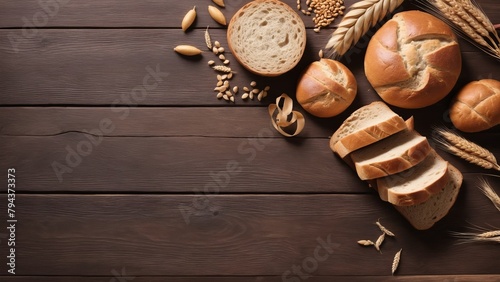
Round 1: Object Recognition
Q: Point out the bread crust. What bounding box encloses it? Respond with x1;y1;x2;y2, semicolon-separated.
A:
394;164;463;230
377;151;450;206
333;115;407;158
365;10;462;109
450;79;500;132
353;132;431;180
226;0;306;77
296;59;357;118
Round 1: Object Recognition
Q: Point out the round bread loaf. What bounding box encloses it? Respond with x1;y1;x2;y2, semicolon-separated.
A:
296;59;357;118
364;10;462;109
450;79;500;132
227;0;306;77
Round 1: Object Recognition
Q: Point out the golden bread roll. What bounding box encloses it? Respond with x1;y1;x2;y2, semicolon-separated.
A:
450;79;500;132
364;10;462;109
296;59;357;118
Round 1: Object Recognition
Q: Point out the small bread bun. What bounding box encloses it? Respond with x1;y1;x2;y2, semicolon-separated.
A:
364;10;462;109
227;0;306;77
450;79;500;132
296;59;357;118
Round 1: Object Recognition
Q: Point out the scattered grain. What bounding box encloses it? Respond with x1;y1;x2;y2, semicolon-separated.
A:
250;81;257;87
376;219;395;237
212;0;225;8
252;88;260;94
222;94;229;101
181;6;197;32
214;41;221;48
242;93;249;100
174;45;202;56
219;54;226;61
208;60;215;66
218;47;225;53
392;249;402;275
208;5;227;26
243;86;250;92
213;46;219;55
374;233;385;252
216;92;223;99
233;86;238;93
205;26;212;49
357;240;374;246
230;96;235;103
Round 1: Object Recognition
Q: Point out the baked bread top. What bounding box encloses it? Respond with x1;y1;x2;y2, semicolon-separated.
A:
227;0;306;76
364;10;462;109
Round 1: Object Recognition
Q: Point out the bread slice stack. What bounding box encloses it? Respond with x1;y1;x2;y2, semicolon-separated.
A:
330;101;463;230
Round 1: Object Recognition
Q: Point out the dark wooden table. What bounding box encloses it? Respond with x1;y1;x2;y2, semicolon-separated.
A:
1;0;499;281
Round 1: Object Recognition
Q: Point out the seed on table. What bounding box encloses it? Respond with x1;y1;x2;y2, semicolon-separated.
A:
249;92;254;100
262;90;268;98
214;41;221;48
223;80;229;87
208;60;215;65
213;46;219;55
208;5;227;26
212;0;225;8
233;86;238;93
243;86;250;92
174;45;202;56
223;60;230;65
264;85;270;91
252;88;260;94
216;80;223;87
221;74;228;80
181;6;197;32
257;92;263;101
216;92;223;99
222;94;229;101
226;90;232;97
227;72;233;79
241;93;249;100
250;81;257;87
318;49;324;58
218;47;225;53
230;96;235;103
217;74;222;81
219;54;226;61
314;27;320;33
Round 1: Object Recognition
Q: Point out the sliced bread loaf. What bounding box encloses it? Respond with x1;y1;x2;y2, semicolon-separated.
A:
329;101;407;158
351;129;431;180
227;0;306;76
394;164;463;230
377;150;450;206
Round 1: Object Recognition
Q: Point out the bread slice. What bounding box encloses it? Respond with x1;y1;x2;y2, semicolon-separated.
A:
227;0;306;77
377;150;449;206
329;101;407;158
351;129;431;180
394;164;463;230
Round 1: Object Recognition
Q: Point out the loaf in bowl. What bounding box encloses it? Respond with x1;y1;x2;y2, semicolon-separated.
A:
364;10;462;109
227;0;306;77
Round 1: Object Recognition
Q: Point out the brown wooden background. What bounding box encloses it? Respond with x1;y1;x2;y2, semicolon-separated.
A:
0;0;499;281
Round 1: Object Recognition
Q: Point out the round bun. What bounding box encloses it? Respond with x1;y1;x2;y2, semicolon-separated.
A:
227;0;306;77
364;10;462;109
296;59;357;118
450;79;500;132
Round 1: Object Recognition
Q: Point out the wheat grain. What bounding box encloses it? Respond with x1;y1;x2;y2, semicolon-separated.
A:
376;219;395;237
478;177;500;211
374;233;385;252
416;0;500;59
392;249;402;275
435;128;497;164
212;65;232;73
357;240;374;246
325;0;404;58
433;127;500;171
181;6;196;32
205;26;212;50
174;45;202;56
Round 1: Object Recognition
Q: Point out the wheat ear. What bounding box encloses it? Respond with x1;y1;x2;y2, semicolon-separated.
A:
416;0;500;60
478;177;500;211
433;127;500;171
325;0;404;58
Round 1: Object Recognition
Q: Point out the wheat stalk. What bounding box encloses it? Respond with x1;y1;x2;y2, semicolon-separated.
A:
433;127;500;171
478;177;500;211
416;0;500;60
325;0;404;58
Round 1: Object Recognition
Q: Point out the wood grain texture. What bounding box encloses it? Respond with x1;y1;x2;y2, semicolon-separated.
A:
0;186;498;276
3;275;500;282
1;132;497;192
0;28;494;106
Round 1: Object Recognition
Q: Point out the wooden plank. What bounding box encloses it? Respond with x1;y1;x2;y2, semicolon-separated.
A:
0;0;357;28
0;190;498;276
0;28;496;106
0;133;497;192
4;275;500;282
0;0;497;28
